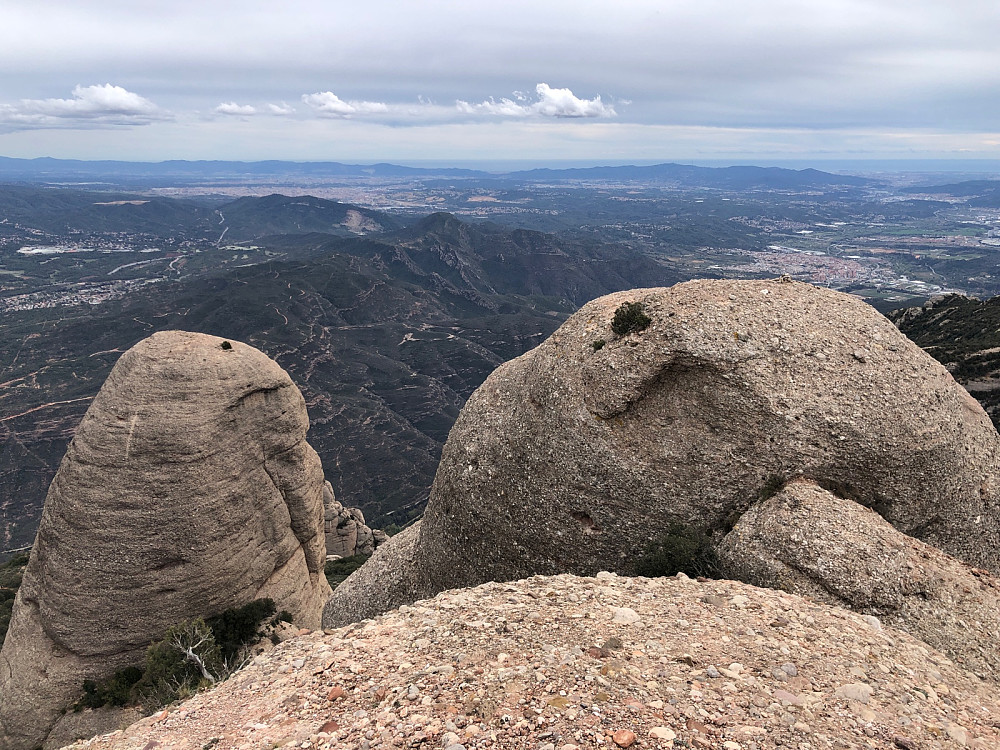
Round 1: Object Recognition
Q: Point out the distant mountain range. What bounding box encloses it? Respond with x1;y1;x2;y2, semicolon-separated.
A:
0;157;874;190
0;186;401;238
902;179;1000;207
506;163;873;187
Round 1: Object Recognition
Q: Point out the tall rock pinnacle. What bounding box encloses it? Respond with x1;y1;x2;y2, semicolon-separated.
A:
0;331;332;750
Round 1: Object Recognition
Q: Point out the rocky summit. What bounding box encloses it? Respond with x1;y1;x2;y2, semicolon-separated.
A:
76;574;1000;750
324;279;1000;626
0;331;332;750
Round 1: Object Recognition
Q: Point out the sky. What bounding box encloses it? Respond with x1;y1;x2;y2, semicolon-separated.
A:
1;0;999;166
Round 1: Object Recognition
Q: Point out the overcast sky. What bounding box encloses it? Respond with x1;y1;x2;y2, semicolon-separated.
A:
2;0;998;165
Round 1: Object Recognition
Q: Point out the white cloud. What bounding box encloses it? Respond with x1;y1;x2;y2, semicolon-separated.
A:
301;91;389;118
456;83;616;118
215;102;257;115
214;102;296;116
0;84;167;131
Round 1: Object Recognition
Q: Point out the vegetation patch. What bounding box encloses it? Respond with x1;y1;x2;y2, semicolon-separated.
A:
206;598;283;663
634;523;720;579
591;339;606;351
610;301;651;336
76;599;284;713
325;554;371;590
0;553;28;646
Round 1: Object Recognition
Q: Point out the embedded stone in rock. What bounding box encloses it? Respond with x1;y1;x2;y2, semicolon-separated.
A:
717;479;1000;682
325;279;1000;627
0;331;332;750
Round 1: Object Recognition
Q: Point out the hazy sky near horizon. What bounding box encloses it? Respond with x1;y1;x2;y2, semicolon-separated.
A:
2;0;999;164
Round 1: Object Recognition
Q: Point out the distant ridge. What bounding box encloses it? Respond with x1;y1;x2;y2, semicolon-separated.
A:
0;156;872;189
0;186;398;238
901;179;1000;207
0;156;485;179
506;162;873;187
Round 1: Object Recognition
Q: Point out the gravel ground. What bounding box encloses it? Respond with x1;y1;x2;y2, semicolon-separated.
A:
75;573;1000;750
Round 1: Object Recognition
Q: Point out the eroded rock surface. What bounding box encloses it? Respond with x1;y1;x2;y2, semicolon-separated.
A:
322;482;386;558
325;279;1000;626
719;479;1000;682
0;331;332;750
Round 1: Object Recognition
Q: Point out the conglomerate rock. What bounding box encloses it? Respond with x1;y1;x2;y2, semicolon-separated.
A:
325;279;1000;626
0;331;332;750
718;479;1000;682
78;574;1000;750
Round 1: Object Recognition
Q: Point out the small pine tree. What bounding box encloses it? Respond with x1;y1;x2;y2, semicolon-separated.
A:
610;302;651;336
131;619;222;706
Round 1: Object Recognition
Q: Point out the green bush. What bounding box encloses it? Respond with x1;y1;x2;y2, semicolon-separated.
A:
591;339;606;351
325;554;371;590
205;598;275;662
610;302;651;336
77;667;144;710
130;619;222;708
77;599;281;713
634;522;719;579
0;553;28;647
0;553;28;589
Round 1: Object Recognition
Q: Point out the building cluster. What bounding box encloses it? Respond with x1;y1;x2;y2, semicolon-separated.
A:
0;278;163;313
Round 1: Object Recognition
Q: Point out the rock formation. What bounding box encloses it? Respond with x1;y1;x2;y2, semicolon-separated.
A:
75;574;1000;750
325;279;1000;626
322;482;386;558
0;331;332;750
718;479;1000;682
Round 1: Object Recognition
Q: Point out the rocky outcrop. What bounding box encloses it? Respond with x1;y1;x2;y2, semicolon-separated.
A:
718;479;1000;682
322;482;386;558
325;279;1000;626
0;331;332;750
78;574;1000;750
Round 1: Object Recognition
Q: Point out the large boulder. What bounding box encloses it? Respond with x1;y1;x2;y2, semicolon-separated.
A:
0;331;332;750
325;279;1000;626
718;479;1000;682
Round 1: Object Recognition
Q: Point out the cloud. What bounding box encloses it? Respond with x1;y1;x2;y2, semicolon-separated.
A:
456;83;617;118
215;102;257;115
0;84;167;131
301;91;389;117
214;102;296;116
297;86;616;125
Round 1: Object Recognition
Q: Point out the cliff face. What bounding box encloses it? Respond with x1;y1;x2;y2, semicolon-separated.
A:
75;574;1000;750
0;331;332;750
